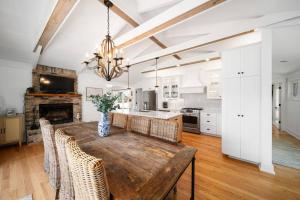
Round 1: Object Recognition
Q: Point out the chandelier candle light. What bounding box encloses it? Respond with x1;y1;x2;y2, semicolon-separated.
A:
82;0;125;81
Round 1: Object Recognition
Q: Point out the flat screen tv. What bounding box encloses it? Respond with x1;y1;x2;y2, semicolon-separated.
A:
40;75;75;94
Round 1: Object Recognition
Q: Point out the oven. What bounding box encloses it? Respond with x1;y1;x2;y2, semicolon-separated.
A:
181;108;202;134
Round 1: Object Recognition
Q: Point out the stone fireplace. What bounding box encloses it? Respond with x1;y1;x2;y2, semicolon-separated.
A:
25;65;82;143
39;103;73;124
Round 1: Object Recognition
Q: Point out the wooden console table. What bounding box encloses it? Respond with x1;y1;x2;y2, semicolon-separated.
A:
0;114;24;147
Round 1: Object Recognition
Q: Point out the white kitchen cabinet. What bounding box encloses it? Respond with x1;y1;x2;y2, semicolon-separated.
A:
207;70;222;99
240;76;260;163
222;43;261;79
201;111;222;137
162;77;179;99
241;44;261;77
222;43;261;164
222;78;241;158
222;48;241;78
216;113;222;136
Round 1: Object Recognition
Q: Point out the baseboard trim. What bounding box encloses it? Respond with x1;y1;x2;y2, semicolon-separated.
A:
286;129;300;140
260;163;275;175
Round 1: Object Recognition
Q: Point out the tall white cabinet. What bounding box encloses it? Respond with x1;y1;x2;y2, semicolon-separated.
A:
222;43;261;163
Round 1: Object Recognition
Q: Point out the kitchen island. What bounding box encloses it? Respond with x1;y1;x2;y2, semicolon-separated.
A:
112;109;183;142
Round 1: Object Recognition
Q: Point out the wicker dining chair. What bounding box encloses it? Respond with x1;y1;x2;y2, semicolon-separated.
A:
130;116;151;135
150;119;179;143
55;129;75;200
66;140;110;200
112;113;128;129
41;124;60;199
39;118;50;174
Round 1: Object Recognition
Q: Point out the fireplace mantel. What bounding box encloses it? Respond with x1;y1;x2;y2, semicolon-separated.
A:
26;93;82;97
25;65;82;143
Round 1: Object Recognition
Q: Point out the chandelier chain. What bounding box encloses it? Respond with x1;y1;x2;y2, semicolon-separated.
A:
107;4;110;36
155;57;158;87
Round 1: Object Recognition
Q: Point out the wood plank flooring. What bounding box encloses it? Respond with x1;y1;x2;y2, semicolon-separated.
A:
1;132;300;200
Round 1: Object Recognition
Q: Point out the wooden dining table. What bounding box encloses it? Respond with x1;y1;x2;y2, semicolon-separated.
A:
58;122;197;200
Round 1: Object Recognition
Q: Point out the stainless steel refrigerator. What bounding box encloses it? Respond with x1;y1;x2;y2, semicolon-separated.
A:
142;90;157;110
135;89;157;111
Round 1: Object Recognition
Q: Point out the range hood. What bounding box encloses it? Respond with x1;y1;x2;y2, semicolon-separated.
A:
179;86;205;94
180;73;205;93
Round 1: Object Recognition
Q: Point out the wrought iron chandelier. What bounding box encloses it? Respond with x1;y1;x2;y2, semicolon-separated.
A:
82;0;124;81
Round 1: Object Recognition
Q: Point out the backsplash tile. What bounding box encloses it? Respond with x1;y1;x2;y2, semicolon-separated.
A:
181;93;221;108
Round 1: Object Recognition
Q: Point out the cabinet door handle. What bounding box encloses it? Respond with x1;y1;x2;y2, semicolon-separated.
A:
237;72;241;75
207;114;210;116
207;128;210;131
237;114;240;117
241;115;244;117
207;121;210;123
241;72;244;74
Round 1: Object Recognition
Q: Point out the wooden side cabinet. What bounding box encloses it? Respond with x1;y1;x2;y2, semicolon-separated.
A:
0;114;24;147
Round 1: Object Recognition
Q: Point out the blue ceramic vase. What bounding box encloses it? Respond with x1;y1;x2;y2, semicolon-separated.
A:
98;112;110;137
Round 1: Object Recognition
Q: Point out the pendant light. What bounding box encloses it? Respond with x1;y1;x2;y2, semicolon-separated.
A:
126;65;131;90
82;0;125;81
154;57;159;89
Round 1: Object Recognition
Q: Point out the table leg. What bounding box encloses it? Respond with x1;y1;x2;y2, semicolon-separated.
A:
190;156;195;200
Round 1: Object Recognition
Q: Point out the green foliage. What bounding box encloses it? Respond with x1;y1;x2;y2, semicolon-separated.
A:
90;92;120;114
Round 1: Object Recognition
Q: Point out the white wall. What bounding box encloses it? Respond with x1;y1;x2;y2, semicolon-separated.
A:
78;71;126;122
0;59;33;114
0;58;127;122
284;69;300;139
260;29;274;174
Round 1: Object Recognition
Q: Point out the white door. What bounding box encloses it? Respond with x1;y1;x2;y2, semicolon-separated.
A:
240;76;260;163
222;49;241;78
222;78;241;158
272;83;282;129
241;44;261;77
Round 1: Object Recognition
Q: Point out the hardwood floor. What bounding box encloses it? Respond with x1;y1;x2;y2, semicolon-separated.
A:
1;132;300;200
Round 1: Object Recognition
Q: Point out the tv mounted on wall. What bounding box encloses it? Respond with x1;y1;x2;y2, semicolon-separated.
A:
40;75;75;94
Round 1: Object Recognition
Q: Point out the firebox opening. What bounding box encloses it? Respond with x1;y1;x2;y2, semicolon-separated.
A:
39;103;73;124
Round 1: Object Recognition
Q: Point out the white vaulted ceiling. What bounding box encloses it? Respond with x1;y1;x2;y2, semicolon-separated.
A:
0;0;300;83
38;0;127;71
0;0;57;63
273;24;300;75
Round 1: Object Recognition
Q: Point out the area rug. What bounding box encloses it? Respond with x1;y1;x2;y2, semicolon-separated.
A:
20;194;32;200
273;134;300;170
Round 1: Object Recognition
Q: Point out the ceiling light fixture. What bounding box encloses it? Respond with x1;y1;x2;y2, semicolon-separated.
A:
126;64;131;90
205;58;210;62
82;0;125;81
154;57;159;89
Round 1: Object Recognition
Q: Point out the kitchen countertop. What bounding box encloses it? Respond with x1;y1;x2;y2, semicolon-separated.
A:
112;109;182;120
202;107;222;113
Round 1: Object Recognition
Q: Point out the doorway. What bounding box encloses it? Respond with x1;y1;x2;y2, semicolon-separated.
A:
272;24;300;170
272;83;282;129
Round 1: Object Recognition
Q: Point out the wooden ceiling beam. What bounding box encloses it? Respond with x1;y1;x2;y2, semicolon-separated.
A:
130;10;300;65
114;0;227;49
141;53;220;73
99;0;181;60
34;0;77;53
142;57;221;73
